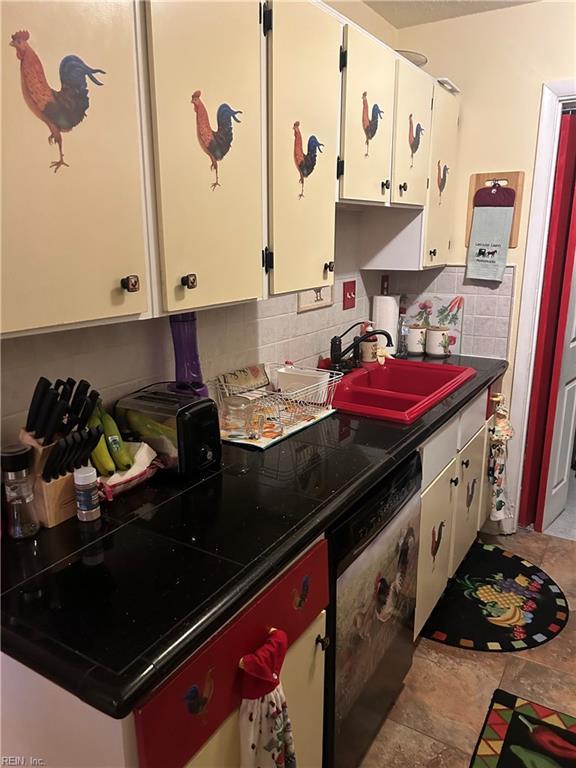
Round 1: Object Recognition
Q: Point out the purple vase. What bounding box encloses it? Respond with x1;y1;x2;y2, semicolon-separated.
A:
169;312;209;397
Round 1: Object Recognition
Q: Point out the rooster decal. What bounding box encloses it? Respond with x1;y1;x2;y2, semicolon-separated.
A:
293;121;323;198
466;479;477;513
408;113;424;168
362;91;384;157
191;90;242;190
184;668;214;715
437;161;449;204
10;30;105;172
292;574;310;610
431;521;446;570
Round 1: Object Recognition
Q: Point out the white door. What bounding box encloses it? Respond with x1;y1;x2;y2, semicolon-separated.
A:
544;198;576;527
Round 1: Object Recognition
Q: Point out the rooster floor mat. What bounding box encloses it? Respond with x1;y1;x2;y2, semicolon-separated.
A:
422;541;569;651
470;689;576;767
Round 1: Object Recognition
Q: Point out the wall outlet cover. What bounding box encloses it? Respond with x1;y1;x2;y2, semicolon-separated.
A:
343;280;356;310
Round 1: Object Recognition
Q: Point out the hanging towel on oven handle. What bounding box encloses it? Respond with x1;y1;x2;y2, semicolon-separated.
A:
239;628;297;768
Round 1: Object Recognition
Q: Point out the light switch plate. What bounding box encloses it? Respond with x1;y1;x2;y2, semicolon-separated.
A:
343;280;356;310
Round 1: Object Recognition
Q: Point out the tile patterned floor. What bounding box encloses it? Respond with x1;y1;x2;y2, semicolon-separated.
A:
360;530;576;768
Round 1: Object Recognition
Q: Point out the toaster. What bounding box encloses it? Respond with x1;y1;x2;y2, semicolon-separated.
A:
115;383;221;478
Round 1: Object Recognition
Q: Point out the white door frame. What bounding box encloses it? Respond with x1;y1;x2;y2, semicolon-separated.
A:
508;80;576;533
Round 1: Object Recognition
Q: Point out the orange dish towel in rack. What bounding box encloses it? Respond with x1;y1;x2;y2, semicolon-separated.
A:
239;629;297;768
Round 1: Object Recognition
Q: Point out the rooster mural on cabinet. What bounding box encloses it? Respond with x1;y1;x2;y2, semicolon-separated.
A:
191;90;242;190
293;121;323;198
9;30;105;172
408;113;424;168
361;91;383;157
437;161;449;204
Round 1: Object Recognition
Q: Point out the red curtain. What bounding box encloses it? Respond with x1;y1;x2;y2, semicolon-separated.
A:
519;112;576;528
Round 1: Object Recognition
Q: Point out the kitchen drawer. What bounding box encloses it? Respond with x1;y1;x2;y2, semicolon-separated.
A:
458;392;487;449
420;416;458;489
134;540;329;768
415;459;456;637
450;425;485;575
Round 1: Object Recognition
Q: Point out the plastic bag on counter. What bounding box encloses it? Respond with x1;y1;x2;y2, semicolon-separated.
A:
97;442;160;501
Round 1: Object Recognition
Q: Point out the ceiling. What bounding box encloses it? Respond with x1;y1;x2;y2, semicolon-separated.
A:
365;0;539;28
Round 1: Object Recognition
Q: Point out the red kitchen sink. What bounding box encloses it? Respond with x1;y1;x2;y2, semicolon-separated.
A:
332;359;476;424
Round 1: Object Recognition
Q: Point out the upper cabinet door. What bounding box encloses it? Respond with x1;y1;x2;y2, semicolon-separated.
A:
1;1;149;334
268;1;342;295
423;85;460;266
339;26;396;204
391;59;433;206
147;1;263;312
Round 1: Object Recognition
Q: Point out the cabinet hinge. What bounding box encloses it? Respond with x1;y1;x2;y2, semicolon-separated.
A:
261;2;272;35
262;247;274;273
426;177;430;189
336;156;344;179
448;239;451;250
431;95;434;111
339;46;347;71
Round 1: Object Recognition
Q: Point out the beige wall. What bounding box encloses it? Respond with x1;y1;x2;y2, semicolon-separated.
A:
325;0;398;46
398;0;576;399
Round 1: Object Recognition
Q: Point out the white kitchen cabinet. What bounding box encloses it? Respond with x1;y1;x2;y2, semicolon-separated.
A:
339;25;396;204
450;425;486;575
147;0;264;312
189;611;326;768
1;0;150;334
423;85;460;267
391;59;433;206
415;391;489;636
268;0;342;295
415;459;456;638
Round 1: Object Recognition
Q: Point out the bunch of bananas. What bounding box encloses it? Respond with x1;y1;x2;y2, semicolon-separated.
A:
88;402;133;477
486;605;526;628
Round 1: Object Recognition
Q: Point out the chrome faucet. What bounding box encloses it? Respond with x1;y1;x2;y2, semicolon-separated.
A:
330;323;394;371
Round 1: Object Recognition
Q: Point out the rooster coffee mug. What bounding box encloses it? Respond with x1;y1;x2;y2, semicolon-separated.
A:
425;326;451;357
407;325;426;356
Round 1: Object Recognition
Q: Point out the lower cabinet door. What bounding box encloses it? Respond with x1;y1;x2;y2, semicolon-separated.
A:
451;425;486;575
415;459;456;638
187;611;326;768
478;417;495;531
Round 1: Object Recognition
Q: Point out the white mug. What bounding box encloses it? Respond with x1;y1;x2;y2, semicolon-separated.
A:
407;325;426;355
425;326;451;357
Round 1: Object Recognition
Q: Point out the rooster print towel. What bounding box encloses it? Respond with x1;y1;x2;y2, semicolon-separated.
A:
10;29;105;172
239;630;297;768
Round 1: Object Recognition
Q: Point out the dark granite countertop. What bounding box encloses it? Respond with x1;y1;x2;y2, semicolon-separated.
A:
1;355;507;718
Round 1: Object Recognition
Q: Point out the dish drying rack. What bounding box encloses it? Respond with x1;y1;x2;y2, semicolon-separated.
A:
210;363;343;446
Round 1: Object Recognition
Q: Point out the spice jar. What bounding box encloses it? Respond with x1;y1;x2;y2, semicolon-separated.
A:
1;444;40;539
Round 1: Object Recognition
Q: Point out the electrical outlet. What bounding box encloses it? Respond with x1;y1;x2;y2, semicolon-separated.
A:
343;280;356;310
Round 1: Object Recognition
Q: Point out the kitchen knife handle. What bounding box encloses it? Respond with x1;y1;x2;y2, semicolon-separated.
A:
25;377;52;433
34;389;59;440
77;391;100;432
43;399;69;445
70;380;91;416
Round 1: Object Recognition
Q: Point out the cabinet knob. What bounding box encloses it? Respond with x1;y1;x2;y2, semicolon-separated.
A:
120;275;140;293
399;182;408;193
429;249;437;258
181;273;198;289
315;634;330;651
381;179;391;191
324;261;335;274
450;477;459;487
461;459;470;469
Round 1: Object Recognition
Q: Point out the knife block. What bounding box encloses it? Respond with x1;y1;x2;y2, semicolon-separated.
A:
19;429;77;528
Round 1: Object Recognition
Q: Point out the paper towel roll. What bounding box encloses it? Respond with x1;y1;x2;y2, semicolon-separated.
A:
372;295;400;355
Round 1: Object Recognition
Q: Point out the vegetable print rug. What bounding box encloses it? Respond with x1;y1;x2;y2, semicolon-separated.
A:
471;689;576;767
422;542;568;651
